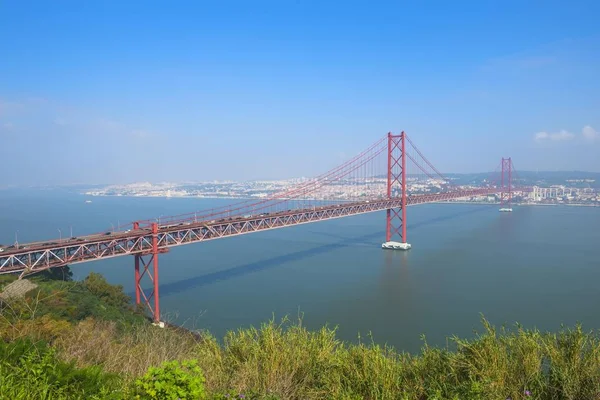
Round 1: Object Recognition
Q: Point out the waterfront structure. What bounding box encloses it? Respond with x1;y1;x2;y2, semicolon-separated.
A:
0;132;520;324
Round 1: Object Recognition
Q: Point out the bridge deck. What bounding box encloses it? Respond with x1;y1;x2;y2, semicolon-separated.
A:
0;189;499;275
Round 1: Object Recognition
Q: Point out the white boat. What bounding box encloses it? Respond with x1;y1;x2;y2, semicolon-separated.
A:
499;207;513;212
381;241;412;250
85;200;92;203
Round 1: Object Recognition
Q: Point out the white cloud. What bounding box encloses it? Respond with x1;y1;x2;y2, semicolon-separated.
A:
534;126;599;143
553;130;576;141
534;132;549;141
534;130;575;142
582;125;598;142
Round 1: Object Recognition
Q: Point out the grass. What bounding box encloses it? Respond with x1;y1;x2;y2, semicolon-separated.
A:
1;269;600;399
0;338;124;399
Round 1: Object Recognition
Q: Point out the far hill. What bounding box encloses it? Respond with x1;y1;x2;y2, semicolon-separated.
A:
440;171;600;189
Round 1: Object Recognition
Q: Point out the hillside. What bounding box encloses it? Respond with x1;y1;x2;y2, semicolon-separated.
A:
1;269;600;399
442;171;600;188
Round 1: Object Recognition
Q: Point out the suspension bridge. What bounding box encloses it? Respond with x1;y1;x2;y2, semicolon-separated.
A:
0;132;521;323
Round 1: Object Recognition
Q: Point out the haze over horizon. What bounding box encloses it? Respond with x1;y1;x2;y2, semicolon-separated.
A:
5;169;598;190
1;1;599;186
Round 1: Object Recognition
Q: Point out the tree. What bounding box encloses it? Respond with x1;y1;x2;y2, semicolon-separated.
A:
38;266;73;281
83;272;131;309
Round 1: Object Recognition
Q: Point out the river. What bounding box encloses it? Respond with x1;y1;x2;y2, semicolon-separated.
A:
1;189;599;353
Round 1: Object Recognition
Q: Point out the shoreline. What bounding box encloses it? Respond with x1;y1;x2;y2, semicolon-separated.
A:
436;201;600;207
81;194;600;208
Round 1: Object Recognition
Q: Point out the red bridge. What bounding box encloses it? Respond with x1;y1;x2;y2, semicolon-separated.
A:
0;132;521;323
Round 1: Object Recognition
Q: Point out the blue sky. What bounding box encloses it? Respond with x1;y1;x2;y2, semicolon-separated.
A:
1;1;599;186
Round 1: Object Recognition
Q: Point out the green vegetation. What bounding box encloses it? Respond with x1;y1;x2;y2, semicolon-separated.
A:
0;338;122;399
1;268;600;399
134;359;206;400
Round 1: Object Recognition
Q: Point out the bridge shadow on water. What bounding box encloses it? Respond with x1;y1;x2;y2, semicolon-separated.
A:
151;205;492;298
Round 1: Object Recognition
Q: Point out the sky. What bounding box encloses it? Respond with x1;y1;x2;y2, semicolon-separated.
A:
1;1;599;186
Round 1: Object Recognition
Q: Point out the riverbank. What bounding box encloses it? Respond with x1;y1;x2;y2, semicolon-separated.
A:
519;202;600;207
79;192;600;211
2;270;600;399
441;201;599;207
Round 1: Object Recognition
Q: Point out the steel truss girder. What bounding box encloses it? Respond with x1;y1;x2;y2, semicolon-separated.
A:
0;188;503;275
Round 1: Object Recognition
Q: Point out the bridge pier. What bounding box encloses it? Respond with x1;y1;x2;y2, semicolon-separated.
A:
133;222;164;326
382;131;411;250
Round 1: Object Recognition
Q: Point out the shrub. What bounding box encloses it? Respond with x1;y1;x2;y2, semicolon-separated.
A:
84;272;131;309
543;325;600;399
0;338;122;399
35;265;74;282
6;273;600;399
5;314;72;341
55;317;201;379
213;391;282;399
134;359;207;399
13;275;145;325
218;317;343;398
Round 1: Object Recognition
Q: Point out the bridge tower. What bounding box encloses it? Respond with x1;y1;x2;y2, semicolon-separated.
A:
132;221;164;326
499;157;513;212
382;131;411;250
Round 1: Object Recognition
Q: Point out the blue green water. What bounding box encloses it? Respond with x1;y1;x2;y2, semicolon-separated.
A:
1;189;599;352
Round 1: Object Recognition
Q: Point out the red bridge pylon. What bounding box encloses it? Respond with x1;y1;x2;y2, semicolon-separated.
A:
133;221;166;325
499;157;513;211
383;131;411;250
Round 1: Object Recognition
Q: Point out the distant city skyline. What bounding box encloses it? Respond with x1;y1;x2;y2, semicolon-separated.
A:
1;1;599;186
2;169;598;191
